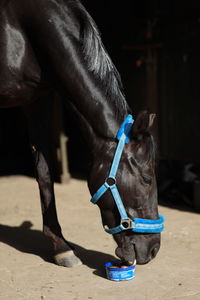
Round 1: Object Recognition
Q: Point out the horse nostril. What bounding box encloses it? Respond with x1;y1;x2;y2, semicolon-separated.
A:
151;246;159;259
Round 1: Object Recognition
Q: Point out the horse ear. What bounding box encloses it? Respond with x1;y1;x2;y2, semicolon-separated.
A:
132;110;156;139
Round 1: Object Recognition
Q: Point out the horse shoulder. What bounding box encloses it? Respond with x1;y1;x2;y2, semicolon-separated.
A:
0;3;41;108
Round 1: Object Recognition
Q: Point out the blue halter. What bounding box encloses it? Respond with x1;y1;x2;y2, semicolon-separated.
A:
91;114;165;235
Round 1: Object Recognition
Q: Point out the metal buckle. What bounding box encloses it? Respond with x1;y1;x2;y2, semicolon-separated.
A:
120;219;132;230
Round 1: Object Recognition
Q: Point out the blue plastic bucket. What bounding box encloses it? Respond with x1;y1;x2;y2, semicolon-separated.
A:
105;261;135;281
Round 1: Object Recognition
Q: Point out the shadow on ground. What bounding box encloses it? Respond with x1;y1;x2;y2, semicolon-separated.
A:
0;221;116;278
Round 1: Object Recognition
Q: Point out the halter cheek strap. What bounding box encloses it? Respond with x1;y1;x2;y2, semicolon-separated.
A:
91;114;165;235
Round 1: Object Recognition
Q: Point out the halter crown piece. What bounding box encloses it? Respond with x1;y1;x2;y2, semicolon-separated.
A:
91;114;165;234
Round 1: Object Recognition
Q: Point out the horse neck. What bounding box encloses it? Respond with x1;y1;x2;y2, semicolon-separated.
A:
21;0;131;149
68;93;130;153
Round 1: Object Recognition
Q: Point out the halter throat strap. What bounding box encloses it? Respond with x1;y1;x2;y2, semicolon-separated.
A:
91;115;165;234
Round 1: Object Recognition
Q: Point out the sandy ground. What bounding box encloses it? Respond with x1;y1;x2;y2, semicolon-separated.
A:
0;175;200;300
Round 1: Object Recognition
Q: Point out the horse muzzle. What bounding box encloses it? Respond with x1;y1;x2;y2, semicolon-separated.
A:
115;239;161;265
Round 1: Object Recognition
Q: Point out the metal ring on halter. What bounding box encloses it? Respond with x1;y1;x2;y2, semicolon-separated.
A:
105;177;116;187
120;219;133;230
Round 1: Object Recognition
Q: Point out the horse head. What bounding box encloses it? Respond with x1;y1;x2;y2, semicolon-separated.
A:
88;110;164;265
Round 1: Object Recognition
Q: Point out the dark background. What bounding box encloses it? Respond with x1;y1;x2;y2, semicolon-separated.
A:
0;0;200;183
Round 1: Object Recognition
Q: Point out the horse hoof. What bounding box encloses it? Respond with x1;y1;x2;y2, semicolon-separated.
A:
54;250;82;267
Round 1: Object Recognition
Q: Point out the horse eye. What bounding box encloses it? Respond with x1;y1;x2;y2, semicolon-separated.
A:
130;157;137;167
142;175;152;185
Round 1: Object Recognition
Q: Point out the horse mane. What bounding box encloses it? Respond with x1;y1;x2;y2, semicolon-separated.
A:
72;0;130;116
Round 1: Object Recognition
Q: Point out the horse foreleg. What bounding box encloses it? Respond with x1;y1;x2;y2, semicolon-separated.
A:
25;103;81;267
32;147;81;267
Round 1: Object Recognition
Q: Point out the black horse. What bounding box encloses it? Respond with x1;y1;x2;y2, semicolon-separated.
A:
0;0;164;267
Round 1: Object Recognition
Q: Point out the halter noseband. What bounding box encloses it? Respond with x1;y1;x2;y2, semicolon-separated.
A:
91;114;165;235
